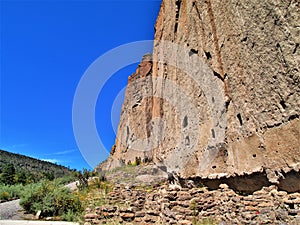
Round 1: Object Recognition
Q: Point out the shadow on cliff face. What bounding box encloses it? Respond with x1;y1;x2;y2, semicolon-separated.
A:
278;171;300;193
191;170;300;194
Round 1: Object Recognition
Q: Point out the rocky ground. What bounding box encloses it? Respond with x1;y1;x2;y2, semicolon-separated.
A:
85;164;300;225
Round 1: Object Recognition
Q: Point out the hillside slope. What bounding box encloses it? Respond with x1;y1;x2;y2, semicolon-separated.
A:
0;149;72;178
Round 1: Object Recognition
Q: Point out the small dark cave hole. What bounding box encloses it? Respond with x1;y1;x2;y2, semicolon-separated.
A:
174;23;178;34
189;48;198;56
276;43;281;48
212;165;216;169
205;51;212;60
293;43;299;54
237;113;243;126
183;116;188;128
132;103;139;109
241;36;248;42
252;154;256;158
211;129;215;139
280;100;287;109
288;114;299;121
213;70;224;81
288;203;295;210
185;136;190;146
224;149;228;157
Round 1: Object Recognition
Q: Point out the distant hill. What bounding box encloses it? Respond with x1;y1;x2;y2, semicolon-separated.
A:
0;149;72;179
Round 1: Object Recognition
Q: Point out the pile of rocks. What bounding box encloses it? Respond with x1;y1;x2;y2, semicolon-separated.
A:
84;183;300;224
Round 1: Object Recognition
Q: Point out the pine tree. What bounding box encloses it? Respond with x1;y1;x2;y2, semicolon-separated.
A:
0;163;16;185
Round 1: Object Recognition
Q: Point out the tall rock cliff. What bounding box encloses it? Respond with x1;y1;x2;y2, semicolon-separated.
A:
102;0;300;191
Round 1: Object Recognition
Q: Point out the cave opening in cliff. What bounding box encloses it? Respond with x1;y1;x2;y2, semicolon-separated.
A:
237;113;243;126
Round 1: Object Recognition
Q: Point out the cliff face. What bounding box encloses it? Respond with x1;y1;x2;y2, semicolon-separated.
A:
103;0;300;191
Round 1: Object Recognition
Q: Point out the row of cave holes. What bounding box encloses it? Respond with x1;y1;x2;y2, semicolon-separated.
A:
185;114;243;141
211;153;258;170
236;99;288;128
182;109;289;171
174;0;181;34
183;113;269;170
183;116;190;146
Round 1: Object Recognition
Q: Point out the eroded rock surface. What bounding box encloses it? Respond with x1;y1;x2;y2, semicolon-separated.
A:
99;0;300;191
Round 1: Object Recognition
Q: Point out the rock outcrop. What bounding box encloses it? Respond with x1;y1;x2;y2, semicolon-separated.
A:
101;0;300;191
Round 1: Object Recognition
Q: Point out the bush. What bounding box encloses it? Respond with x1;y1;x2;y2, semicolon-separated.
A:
61;209;82;222
20;180;82;218
55;173;77;186
76;170;90;190
0;191;9;201
0;184;23;201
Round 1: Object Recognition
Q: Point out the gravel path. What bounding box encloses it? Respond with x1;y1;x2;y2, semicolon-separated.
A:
0;199;23;220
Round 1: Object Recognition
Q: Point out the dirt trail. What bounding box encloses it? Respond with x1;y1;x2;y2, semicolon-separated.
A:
0;199;24;220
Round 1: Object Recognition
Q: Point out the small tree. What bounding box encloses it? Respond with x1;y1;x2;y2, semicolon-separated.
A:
0;163;16;185
76;169;90;190
15;171;28;185
42;172;55;181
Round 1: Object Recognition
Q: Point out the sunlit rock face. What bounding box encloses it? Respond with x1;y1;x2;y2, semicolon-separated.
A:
100;0;300;192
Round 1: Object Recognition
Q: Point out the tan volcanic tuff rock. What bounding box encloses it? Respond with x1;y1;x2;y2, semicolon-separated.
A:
99;0;300;191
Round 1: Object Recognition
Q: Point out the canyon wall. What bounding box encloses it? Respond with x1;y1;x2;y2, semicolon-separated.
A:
101;0;300;191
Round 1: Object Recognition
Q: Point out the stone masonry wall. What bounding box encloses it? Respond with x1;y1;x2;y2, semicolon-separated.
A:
84;183;300;225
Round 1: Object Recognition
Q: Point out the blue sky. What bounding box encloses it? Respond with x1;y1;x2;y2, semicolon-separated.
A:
0;0;161;170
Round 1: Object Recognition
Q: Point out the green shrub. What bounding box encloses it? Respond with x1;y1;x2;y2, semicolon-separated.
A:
61;209;83;222
55;174;77;186
20;180;83;218
0;191;9;201
0;183;23;201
